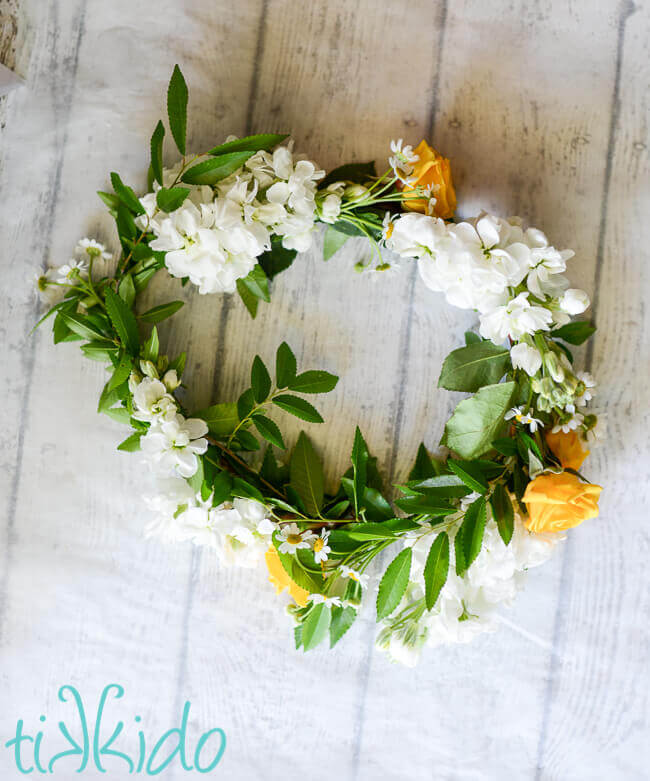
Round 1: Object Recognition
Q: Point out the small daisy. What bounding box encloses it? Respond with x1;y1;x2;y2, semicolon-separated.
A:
57;259;88;283
575;371;596;407
312;529;331;564
75;238;112;261
309;594;342;607
276;523;315;555
389;138;419;184
551;404;585;434
339;565;369;588
382;211;395;240
34;268;64;306
505;405;543;433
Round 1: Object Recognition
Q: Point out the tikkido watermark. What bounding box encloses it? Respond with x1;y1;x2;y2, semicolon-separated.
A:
4;684;226;775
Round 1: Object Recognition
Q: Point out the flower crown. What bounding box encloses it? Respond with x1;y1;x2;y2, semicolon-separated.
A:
34;66;603;666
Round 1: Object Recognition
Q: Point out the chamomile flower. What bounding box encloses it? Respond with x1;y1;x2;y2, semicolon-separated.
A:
575;371;596;407
75;238;113;262
339;565;368;588
389;138;419;184
309;594;342;607
382;211;395;240
312;529;331;564
276;523;315;555
34;268;64;306
57;259;88;283
505;405;543;433
551;404;584;434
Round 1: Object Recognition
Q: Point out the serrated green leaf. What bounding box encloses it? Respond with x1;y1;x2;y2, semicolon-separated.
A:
290;432;324;516
447;460;489;494
110;172;145;215
107;353;132;392
105;406;131;425
443;381;516;459
551;321;596;345
351;426;368;517
275;342;297;388
253;415;285;449
194;402;238;437
167;64;188;155
139;300;185;324
142;326;159;363
288;370;338;394
344;522;396;541
461;496;487;568
454;530;467;575
330;606;357;648
235;430;259;451
490;483;514;545
424;532;450;610
394;496;455;517
105;288;140;356
273;395;323;423
80;340;119;362
302;603;331;651
323;225;350;260
181;151;254;185
156;186;190;212
376;548;412;621
207;133;288;156
409;443;441;480
61;313;106;342
251;355;271;403
150;120;165;185
438;341;510;393
117;432;142;451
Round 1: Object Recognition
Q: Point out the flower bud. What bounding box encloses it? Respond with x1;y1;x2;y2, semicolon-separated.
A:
543;352;565;382
163;369;180;391
559;288;590;315
343;183;368;201
139;359;158;379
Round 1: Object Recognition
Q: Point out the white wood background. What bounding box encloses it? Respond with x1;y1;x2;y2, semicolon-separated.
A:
1;0;648;778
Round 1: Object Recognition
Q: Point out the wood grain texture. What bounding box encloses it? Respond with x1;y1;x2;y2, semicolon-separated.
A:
0;0;648;779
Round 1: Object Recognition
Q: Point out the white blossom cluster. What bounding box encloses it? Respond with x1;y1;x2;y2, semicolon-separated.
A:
144;477;275;568
377;513;561;666
35;238;113;306
385;212;589;372
136;143;325;294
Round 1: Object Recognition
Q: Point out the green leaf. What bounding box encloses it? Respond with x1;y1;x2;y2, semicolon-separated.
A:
235;430;259;451
257;239;297;281
344;522;396;541
97;190;120;211
181;151;254;185
460;497;487;568
105;407;131;425
167;64;188;155
275;342;297;388
443;381;516;459
351;427;368;516
290;432;324;516
61;313;106;342
117;432;142;452
237;388;255;421
490;483;514;545
139;300;185;324
361;487;394;521
209;470;233;506
330;606;357;648
97;381;121;413
423;532;450;610
409;443;443;480
232;477;264;503
118;274;136;308
273;394;323;423
194;402;238;437
447;460;489;494
150;120;165;185
156;186;190;213
302;604;331;651
236;265;270;318
551;321;596;345
168;351;187;377
454;531;467;576
409;474;469;500
320;161;376;189
104;288;140;356
253;415;285;449
260;447;289;487
107;353;132;392
491;437;518;457
80;340;119;362
323;225;350;260
251;355;271;403
394;496;455;517
376;548;412;621
288;370;338;394
207;133;288;156
110;172;145;215
465;331;482;345
141;326;159;363
438;342;510;393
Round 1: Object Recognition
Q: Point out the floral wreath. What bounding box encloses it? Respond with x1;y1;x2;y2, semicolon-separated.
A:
35;67;603;666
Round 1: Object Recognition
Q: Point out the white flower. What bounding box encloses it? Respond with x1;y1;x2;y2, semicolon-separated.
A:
584;413;607;445
339;565;369;587
526;247;572;298
312;529;331;564
551;404;584;434
309;594;342;607
316;191;342;224
34;268;64;306
57;259;88;283
276;523;316;555
162;369;181;392
144;477;197;541
505;405;543;433
575;371;596;406
75;238;112;262
479;292;553;344
131;376;177;423
140;413;208;478
389;138;419;184
510;342;543;376
559;288;590;315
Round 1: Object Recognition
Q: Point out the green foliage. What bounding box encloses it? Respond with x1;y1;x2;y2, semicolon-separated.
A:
323;226;350;260
253;414;285;449
272;394;323;423
182;152;255;185
257;237;297;281
329;606;357;648
290;432;324;516
459;496;487;568
490;483;514;545
251;355;272;403
156;186;190;212
207;133;288;156
447;460;489;494
194;402;239;437
167;64;188;155
302;604;331;651
423;532;450;610
376;548;412;620
275;342;297;388
236;264;270;318
150;120;165;185
105;288;140;356
288;370;338;394
351;427;369;517
438;341;510;392
320;161;376;189
139;300;185;324
551;321;596;345
110;172;145;215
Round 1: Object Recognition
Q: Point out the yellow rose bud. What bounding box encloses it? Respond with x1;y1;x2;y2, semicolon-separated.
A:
402;140;456;219
523;472;602;534
545;430;590;471
265;546;309;607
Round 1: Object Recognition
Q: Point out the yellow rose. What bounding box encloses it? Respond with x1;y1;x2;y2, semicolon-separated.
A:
402;140;456;219
265;546;309;607
545;429;590;471
523;472;602;534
